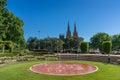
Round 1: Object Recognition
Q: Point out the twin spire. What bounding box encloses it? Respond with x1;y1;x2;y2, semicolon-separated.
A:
66;22;78;38
66;22;71;38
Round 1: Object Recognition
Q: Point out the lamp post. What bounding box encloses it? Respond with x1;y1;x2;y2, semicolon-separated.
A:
38;31;40;49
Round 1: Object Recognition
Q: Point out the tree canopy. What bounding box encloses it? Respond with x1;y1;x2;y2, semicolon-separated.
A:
112;34;120;50
0;0;25;48
90;32;111;52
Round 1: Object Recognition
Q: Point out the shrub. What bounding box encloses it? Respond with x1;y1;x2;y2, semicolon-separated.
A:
9;45;14;53
23;49;30;54
80;42;89;53
102;41;112;54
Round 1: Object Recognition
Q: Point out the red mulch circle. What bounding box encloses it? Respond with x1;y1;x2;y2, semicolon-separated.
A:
30;62;98;76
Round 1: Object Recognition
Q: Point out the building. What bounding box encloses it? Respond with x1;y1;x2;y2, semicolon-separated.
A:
66;22;71;39
73;22;78;38
66;22;78;38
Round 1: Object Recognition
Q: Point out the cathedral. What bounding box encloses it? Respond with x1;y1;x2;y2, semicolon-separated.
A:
59;22;78;40
66;22;78;38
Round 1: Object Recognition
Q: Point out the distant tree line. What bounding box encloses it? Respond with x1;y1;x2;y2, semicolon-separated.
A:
27;36;84;53
27;32;120;54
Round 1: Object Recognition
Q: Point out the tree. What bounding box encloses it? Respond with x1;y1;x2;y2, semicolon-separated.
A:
41;38;64;52
56;39;64;52
0;0;6;8
63;37;84;53
0;0;7;40
80;42;89;53
90;32;111;52
0;0;25;49
27;37;64;52
27;37;38;50
3;10;25;48
111;34;120;50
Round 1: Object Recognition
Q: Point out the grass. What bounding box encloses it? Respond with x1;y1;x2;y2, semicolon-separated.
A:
0;60;120;80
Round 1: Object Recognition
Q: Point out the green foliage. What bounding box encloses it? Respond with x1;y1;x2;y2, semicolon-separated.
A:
27;37;38;50
90;32;111;51
27;37;64;52
0;53;14;57
0;41;14;53
9;45;13;53
102;41;112;54
80;42;89;53
41;37;64;52
27;36;84;53
0;0;7;8
0;0;7;40
63;37;83;51
23;49;30;54
112;34;120;50
0;0;25;49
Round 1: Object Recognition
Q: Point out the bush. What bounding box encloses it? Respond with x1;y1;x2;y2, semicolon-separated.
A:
9;46;13;53
23;49;30;54
0;53;14;57
80;42;89;53
102;41;112;54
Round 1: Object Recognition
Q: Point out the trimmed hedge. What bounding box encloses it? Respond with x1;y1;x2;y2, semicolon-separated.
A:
102;41;112;54
80;42;89;53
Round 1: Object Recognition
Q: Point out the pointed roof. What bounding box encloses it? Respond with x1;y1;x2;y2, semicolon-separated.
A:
73;22;78;38
66;21;71;38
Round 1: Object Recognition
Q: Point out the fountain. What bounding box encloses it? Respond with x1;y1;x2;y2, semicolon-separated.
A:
30;53;98;75
30;62;98;75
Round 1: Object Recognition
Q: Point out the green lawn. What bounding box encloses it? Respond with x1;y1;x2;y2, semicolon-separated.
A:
0;60;120;80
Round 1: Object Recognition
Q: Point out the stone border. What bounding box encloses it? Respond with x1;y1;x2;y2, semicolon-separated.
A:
57;54;120;63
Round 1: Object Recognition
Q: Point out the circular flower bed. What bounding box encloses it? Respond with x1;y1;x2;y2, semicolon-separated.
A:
30;62;98;76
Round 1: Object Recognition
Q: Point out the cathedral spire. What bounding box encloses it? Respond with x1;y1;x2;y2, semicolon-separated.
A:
66;21;71;38
73;22;78;38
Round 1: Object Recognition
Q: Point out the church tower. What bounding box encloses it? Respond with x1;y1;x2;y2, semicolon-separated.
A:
73;22;78;38
66;21;71;38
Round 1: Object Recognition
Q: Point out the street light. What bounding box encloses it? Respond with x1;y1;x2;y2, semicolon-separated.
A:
38;31;40;49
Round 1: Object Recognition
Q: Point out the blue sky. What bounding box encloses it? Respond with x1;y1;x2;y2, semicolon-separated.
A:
7;0;120;41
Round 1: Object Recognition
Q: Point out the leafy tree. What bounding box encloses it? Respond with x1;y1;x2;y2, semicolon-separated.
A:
0;0;25;49
90;32;111;52
111;34;120;50
27;37;64;52
102;41;112;54
63;37;84;52
0;0;6;8
0;0;7;40
40;38;64;52
55;39;64;52
80;42;89;53
3;10;25;48
27;37;38;50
